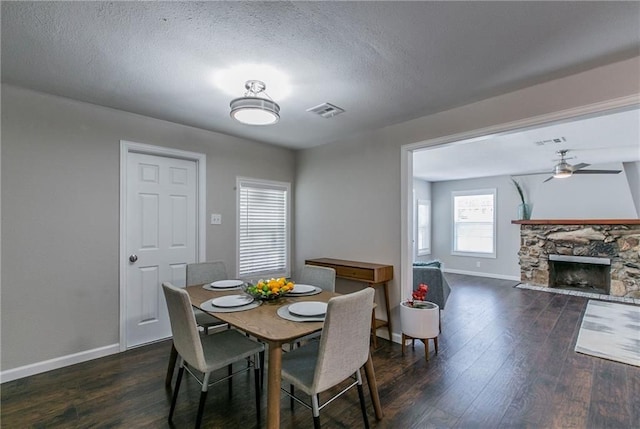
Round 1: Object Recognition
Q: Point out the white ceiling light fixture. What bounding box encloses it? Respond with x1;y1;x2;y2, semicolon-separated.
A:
230;80;280;126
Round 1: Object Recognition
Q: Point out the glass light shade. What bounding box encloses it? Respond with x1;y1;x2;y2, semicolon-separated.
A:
230;97;280;125
553;164;573;179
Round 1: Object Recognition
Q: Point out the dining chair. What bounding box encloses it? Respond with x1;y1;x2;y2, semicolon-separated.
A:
292;265;336;343
281;287;374;429
299;264;336;291
165;261;230;387
162;282;264;429
287;264;338;402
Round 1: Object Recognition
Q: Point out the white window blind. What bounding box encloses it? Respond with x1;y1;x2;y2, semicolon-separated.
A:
237;178;290;278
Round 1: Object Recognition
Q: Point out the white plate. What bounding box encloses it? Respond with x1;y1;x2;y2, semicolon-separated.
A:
210;279;244;289
288;301;328;317
210;295;254;308
277;305;325;323
288;284;316;294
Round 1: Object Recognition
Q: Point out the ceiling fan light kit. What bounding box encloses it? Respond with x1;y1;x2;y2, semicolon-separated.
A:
542;149;621;182
230;80;280;126
553;162;573;179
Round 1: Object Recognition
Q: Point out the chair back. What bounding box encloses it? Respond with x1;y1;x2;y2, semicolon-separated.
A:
299;265;336;292
186;261;228;286
162;282;207;371
313;287;374;393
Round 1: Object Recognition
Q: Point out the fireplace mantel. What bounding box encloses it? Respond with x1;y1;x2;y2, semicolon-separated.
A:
512;219;640;225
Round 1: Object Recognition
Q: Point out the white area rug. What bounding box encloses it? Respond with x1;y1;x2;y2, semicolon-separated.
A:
575;300;640;367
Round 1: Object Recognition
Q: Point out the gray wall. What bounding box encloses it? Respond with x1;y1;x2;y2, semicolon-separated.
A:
2;56;639;372
294;57;640;340
429;164;639;278
1;85;295;371
431;176;521;278
524;162;638;219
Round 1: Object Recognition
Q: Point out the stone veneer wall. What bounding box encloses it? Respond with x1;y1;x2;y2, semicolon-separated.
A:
518;223;640;298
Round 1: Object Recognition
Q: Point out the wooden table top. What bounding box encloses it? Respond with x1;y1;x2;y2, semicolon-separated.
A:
186;285;335;344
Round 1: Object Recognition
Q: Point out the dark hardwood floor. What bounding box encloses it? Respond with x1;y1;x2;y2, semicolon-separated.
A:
2;274;638;428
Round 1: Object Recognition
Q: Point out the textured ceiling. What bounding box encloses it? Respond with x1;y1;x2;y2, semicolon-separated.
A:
2;1;640;150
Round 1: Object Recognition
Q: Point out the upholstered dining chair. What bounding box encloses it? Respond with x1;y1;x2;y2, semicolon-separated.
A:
165;261;230;387
289;265;337;353
281;287;374;429
299;264;336;291
162;282;264;429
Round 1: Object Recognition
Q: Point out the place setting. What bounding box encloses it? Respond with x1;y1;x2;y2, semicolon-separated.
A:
284;283;322;297
202;279;245;291
277;301;327;322
200;294;262;313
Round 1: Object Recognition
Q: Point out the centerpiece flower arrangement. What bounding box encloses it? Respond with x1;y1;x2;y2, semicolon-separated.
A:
407;283;429;308
244;277;294;301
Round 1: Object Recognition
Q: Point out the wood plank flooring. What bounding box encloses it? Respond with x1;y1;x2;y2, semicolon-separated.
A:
2;273;638;428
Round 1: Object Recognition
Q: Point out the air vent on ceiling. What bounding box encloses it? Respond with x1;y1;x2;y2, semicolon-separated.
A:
534;136;566;146
306;102;345;118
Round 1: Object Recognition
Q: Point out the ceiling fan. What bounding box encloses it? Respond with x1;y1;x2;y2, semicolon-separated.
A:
538;149;622;182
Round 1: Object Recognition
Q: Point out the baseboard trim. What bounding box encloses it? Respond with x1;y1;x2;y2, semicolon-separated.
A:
0;343;120;384
443;268;521;282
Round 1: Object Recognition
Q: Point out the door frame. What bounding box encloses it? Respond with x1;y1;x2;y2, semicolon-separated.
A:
400;95;639;303
119;140;207;351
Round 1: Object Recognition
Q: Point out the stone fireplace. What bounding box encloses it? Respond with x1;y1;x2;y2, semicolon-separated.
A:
513;220;640;298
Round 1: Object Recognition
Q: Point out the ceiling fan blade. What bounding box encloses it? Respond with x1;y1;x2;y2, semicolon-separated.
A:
571;163;590;171
572;169;622;175
512;171;551;176
543;176;554;183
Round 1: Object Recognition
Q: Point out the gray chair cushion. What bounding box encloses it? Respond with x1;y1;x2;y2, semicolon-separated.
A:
186;262;229;328
299;265;336;291
186;261;228;286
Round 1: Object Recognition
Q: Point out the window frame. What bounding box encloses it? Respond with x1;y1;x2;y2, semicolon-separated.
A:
236;177;291;279
415;199;431;257
451;188;497;259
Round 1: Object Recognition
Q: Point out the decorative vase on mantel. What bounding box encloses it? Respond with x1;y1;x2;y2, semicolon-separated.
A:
517;203;533;220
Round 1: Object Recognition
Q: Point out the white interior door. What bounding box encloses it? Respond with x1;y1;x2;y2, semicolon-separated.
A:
125;152;197;348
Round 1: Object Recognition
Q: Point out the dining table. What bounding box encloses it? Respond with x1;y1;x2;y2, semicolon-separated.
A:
185;285;384;429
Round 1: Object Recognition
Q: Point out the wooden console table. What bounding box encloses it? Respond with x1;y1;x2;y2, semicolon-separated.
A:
305;258;393;348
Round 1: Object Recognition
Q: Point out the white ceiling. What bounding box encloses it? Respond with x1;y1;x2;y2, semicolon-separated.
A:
413;107;640;182
2;1;639;150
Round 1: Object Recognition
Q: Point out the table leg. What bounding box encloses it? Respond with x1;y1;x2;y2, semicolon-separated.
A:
363;353;383;420
370;309;378;349
266;341;283;429
382;282;392;341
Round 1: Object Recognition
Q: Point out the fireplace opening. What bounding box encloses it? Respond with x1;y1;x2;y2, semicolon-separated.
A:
548;255;611;294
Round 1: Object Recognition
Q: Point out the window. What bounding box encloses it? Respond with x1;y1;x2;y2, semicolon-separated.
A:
237;177;290;278
452;189;496;258
416;199;431;256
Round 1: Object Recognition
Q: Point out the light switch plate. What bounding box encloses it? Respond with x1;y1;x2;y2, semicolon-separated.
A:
210;214;222;225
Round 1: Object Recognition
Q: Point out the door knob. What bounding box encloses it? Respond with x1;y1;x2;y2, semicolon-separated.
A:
129;254;138;263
